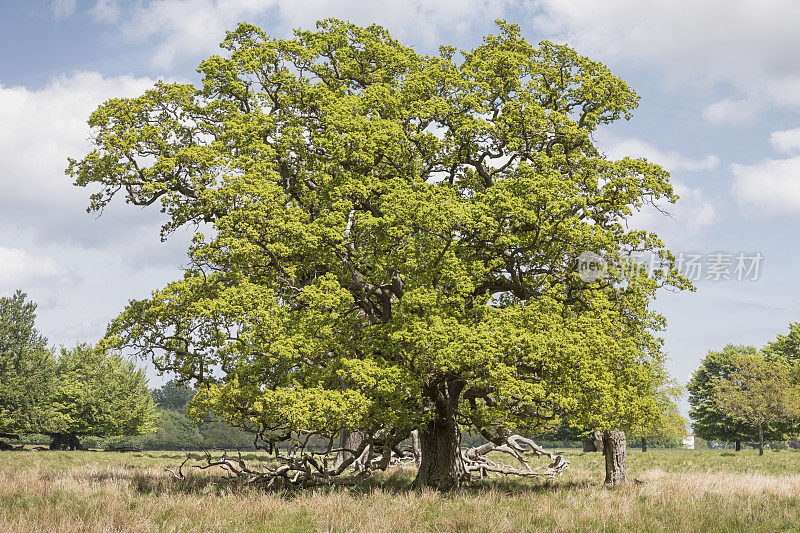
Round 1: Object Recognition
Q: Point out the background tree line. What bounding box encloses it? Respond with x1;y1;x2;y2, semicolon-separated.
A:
0;290;252;451
689;323;800;455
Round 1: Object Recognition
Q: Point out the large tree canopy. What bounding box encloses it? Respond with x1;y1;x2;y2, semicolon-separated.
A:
70;20;687;489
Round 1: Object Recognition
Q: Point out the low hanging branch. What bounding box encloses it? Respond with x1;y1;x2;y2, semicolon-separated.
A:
165;432;568;489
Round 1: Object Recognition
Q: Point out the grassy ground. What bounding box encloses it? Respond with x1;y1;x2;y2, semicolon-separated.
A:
2;448;800;532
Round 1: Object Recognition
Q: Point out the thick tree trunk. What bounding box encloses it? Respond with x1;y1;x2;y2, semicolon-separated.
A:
641;436;647;452
758;424;764;456
735;440;741;452
603;429;626;486
334;429;365;469
49;433;84;451
412;381;467;491
582;438;597;452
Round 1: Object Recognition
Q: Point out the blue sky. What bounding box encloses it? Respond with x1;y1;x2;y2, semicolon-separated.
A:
2;0;800;403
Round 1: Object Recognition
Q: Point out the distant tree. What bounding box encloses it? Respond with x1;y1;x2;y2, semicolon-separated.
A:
48;344;156;450
713;352;800;456
688;345;778;450
0;291;56;447
152;380;196;411
630;372;686;451
111;409;203;451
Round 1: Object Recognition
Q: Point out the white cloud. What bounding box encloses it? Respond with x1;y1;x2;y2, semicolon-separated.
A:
51;0;77;20
530;0;800;117
732;157;800;216
0;71;156;219
0;247;78;295
601;137;719;172
100;0;511;68
598;136;717;243
0;72;197;349
702;99;760;125
89;0;121;23
770;128;800;154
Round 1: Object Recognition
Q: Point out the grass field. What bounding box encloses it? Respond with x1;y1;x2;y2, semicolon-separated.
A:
3;448;800;532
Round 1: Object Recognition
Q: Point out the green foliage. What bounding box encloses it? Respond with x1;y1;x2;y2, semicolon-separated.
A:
152;380;196;411
118;381;256;450
629;368;687;442
764;322;800;363
0;291;56;435
73;20;687;452
713;352;800;437
50;344;157;438
689;345;800;444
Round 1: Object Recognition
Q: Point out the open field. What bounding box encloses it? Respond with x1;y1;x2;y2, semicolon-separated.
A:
3;448;800;532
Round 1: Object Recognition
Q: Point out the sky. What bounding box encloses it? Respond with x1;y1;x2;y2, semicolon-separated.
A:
2;0;800;404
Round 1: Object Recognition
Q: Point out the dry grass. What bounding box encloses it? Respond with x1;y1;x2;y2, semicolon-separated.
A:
2;449;800;532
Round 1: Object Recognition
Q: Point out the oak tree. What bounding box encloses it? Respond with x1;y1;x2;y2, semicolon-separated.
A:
70;20;687;489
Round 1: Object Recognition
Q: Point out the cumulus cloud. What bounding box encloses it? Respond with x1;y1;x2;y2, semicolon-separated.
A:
0;71;199;349
601;136;720;172
530;0;800;117
0;247;78;295
95;0;511;68
702;99;760;125
0;72;160;245
770;128;800;154
599;136;717;243
732;157;800;216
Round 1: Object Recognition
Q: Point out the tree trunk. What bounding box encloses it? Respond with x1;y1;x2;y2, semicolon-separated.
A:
49;433;84;451
735;440;741;451
603;429;626;486
582;438;597;452
758;424;764;456
594;430;604;453
412;380;467;491
334;429;365;469
641;436;647;452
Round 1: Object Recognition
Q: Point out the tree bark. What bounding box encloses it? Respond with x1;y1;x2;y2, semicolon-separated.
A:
603;429;626;486
735;440;741;452
333;429;365;469
758;424;764;456
641;436;647;452
582;438;597;452
412;380;467;491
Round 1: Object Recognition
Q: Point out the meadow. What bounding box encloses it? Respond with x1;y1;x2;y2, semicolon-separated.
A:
3;448;800;532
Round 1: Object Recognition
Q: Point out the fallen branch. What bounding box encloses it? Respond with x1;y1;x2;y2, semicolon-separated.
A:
462;434;569;479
